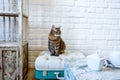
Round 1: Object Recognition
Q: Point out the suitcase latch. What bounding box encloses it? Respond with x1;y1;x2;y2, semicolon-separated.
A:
43;70;47;76
54;72;64;80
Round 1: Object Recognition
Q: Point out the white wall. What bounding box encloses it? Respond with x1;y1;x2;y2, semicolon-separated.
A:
28;0;120;68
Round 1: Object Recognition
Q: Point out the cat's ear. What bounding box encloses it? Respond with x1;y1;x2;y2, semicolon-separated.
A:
52;25;55;28
58;26;61;28
52;25;56;31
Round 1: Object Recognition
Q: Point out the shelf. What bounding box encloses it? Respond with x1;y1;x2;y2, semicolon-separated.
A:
0;12;28;18
0;12;19;17
0;42;19;47
0;41;28;47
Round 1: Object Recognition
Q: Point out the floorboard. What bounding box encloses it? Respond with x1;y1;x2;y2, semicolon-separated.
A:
26;68;36;80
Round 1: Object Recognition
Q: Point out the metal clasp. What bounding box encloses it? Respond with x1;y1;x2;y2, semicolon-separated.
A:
43;70;47;76
54;72;64;80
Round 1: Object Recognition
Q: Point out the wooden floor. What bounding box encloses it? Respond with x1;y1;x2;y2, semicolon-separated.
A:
26;68;36;80
26;68;59;80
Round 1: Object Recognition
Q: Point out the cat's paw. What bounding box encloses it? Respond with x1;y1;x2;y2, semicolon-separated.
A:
54;54;59;56
51;54;55;56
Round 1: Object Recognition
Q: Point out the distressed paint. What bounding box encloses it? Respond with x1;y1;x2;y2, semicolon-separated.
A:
22;43;28;79
0;49;2;80
2;50;17;80
0;43;28;80
0;0;28;79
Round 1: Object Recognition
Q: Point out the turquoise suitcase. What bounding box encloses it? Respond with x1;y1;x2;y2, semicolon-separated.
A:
35;70;64;80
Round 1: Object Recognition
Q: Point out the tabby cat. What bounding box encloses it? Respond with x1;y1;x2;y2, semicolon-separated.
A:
48;25;66;56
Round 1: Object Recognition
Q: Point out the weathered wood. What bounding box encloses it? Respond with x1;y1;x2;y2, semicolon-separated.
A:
0;43;28;80
0;12;18;17
0;0;29;80
18;0;23;80
0;0;28;42
23;14;28;18
3;16;5;42
0;16;18;42
0;49;2;80
22;43;28;79
8;16;11;41
0;42;19;47
3;0;5;11
2;49;18;80
14;16;16;41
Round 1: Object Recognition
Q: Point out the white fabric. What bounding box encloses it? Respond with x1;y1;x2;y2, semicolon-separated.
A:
35;51;85;70
35;54;49;70
59;50;85;60
65;58;120;80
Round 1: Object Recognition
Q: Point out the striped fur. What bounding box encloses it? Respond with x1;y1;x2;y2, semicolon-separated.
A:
48;25;66;56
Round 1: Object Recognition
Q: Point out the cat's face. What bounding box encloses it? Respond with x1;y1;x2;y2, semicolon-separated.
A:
51;25;61;37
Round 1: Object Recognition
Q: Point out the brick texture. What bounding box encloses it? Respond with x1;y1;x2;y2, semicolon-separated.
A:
28;0;120;68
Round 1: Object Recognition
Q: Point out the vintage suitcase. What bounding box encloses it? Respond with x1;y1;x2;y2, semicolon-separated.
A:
34;51;85;80
35;70;64;79
34;51;64;80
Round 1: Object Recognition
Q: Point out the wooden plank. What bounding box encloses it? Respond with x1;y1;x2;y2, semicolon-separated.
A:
0;0;29;80
14;16;17;41
27;68;36;77
3;16;5;41
0;12;18;17
9;16;11;41
16;47;19;80
18;0;23;79
2;48;18;80
0;42;19;47
3;0;5;11
0;49;2;80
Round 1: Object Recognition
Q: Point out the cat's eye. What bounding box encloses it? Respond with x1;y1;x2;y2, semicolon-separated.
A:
56;32;60;34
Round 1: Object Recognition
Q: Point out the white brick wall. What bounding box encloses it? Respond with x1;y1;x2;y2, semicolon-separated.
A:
28;0;120;68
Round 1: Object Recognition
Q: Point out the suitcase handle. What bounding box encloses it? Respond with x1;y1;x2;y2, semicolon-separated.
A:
54;72;64;80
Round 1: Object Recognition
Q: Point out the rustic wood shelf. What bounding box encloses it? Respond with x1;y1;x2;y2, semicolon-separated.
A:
0;42;19;47
0;12;28;18
0;41;28;47
0;12;19;17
